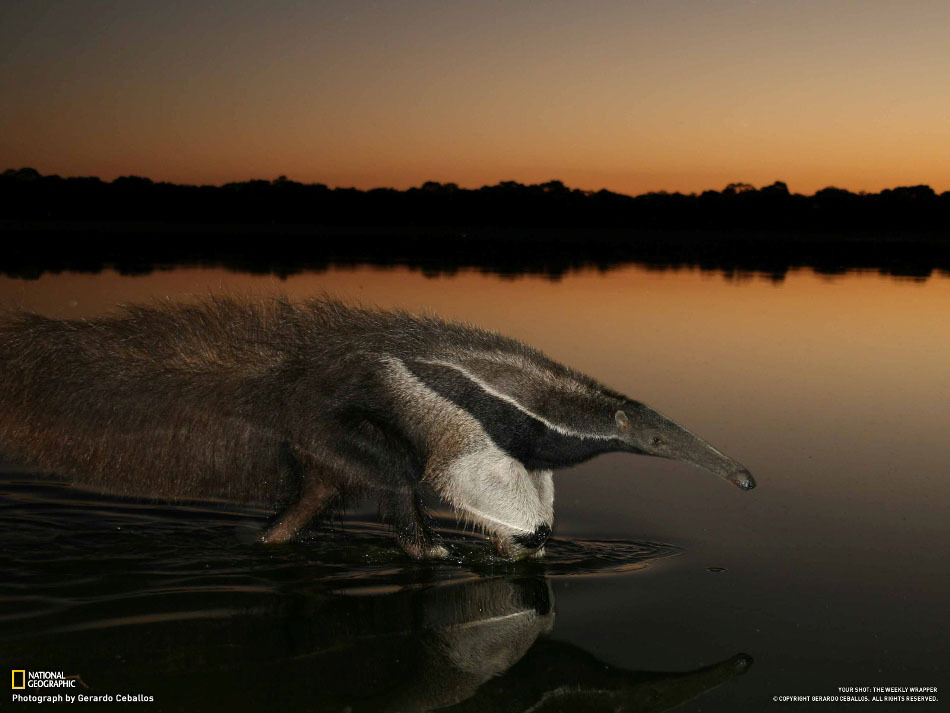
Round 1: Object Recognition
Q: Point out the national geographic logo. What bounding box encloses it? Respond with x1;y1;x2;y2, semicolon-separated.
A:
10;670;155;704
10;670;77;689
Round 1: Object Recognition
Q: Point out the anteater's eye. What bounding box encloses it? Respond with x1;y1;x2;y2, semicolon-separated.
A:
651;436;665;447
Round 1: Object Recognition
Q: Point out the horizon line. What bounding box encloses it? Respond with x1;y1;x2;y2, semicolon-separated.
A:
3;167;947;201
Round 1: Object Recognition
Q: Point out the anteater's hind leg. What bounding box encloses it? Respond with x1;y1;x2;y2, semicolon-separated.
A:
260;442;338;544
261;479;337;544
381;487;450;560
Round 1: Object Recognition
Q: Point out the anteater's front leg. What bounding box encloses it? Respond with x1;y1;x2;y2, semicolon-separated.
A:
381;487;450;560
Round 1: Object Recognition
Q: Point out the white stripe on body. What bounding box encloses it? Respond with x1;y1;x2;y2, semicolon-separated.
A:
453;349;598;397
415;357;615;442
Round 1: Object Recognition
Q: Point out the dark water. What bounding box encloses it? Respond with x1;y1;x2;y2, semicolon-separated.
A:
1;265;947;711
1;477;746;712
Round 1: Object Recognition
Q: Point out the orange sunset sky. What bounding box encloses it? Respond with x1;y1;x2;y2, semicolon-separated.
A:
2;0;949;196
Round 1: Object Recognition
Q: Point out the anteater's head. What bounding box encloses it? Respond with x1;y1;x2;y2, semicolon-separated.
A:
614;402;756;491
401;351;753;560
443;399;753;561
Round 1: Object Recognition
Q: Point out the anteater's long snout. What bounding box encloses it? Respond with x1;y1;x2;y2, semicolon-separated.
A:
678;435;756;492
726;465;756;491
641;411;756;492
670;430;755;491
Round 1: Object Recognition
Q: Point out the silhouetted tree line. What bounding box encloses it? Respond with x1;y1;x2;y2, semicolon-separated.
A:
2;168;949;280
3;168;949;231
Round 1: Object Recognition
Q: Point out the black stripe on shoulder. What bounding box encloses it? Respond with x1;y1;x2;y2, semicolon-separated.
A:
404;360;621;469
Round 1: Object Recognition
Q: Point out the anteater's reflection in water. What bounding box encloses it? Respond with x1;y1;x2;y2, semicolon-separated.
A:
324;576;754;713
0;480;751;712
8;576;750;712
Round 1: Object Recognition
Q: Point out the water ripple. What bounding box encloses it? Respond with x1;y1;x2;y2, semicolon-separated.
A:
0;475;679;640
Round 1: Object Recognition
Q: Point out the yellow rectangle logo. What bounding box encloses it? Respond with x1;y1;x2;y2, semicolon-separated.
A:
12;670;26;689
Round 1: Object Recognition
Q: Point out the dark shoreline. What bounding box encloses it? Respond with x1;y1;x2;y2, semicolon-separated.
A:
4;168;949;280
3;219;949;281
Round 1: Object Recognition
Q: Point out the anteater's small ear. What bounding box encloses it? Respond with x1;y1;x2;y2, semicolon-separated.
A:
615;410;630;431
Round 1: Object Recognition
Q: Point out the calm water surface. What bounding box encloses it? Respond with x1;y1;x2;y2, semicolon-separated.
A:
1;265;947;711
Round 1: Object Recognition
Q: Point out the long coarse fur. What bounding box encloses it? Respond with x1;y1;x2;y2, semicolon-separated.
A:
0;296;622;556
0;295;755;558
